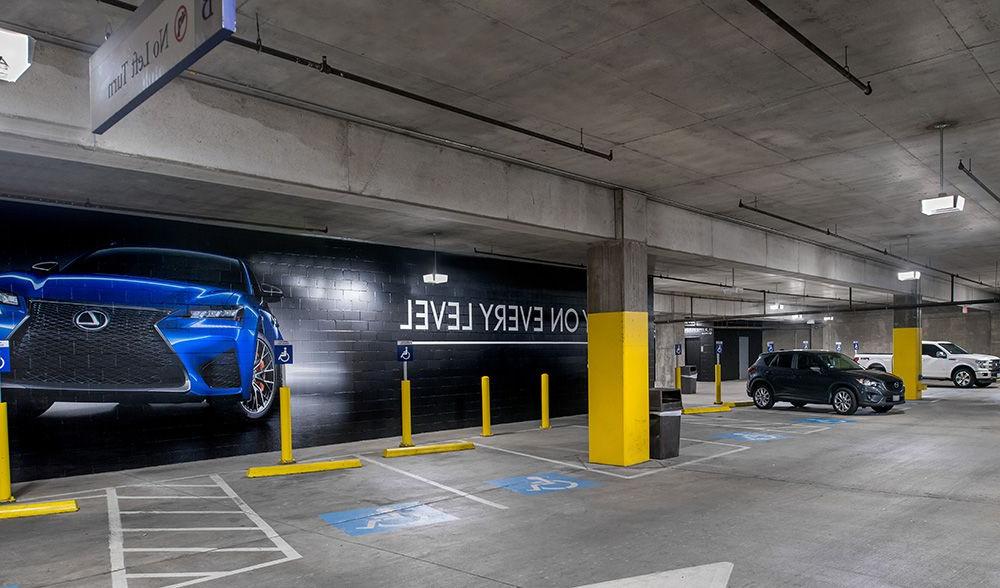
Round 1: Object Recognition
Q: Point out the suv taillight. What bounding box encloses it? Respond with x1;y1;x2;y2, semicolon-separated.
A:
747;365;757;377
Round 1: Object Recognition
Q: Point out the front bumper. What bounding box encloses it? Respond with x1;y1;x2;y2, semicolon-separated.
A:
858;386;906;407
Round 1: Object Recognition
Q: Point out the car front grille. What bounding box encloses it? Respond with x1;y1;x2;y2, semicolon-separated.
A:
8;301;186;389
990;359;999;373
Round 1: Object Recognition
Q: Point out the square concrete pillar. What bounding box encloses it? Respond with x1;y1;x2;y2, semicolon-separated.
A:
892;291;922;400
587;239;649;467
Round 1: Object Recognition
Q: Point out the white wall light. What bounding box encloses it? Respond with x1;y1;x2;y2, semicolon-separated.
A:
897;270;921;281
0;28;34;82
921;194;965;215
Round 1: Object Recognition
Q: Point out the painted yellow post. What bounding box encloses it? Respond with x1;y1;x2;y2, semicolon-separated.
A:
675;366;682;391
279;386;295;464
540;373;550;430
893;327;923;401
400;379;413;447
481;376;492;437
0;403;11;503
714;363;723;405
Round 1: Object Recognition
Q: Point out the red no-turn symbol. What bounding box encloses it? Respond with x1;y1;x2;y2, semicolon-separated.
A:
174;5;189;42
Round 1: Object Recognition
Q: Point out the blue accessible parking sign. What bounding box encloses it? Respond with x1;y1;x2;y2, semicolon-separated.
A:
273;340;293;365
487;472;600;495
0;341;10;374
320;502;457;537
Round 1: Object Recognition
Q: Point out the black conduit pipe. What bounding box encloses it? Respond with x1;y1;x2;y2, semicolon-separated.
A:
737;200;996;291
95;0;614;161
959;160;1000;207
744;0;872;95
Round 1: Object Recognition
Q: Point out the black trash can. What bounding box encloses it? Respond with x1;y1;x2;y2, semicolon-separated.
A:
680;365;697;394
649;387;683;459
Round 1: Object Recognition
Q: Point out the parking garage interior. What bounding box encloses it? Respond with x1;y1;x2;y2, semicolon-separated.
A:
3;1;1000;586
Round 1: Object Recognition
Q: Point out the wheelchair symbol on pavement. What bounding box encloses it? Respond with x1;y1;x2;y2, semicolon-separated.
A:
525;475;579;492
487;471;599;495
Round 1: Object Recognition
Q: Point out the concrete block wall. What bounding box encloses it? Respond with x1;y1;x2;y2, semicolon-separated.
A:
822;311;893;354
761;327;822;353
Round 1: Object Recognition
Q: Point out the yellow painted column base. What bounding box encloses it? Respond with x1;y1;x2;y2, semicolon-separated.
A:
0;499;79;520
588;311;649;467
247;458;362;478
893;327;923;401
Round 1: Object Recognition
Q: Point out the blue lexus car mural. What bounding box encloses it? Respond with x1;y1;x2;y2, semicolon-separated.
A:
0;247;284;421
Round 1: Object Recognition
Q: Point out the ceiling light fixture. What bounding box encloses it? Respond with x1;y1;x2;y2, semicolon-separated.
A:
769;303;784;310
897;270;921;281
922;122;965;215
823;316;834;322
423;233;448;285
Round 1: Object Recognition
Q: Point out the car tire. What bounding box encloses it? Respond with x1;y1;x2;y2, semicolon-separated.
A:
872;406;893;414
211;334;279;422
868;364;886;372
974;381;992;388
832;388;859;416
752;383;774;410
953;367;975;388
790;401;807;408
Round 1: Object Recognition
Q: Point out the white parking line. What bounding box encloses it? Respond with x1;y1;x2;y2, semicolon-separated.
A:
358;455;509;510
105;474;301;588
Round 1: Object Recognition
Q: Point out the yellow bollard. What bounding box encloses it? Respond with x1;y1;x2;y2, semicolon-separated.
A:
400;379;413;447
540;373;550;430
481;376;492;437
0;402;11;503
279;386;295;464
675;366;682;392
714;363;723;405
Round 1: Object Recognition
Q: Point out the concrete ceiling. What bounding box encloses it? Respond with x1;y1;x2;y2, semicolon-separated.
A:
3;0;1000;289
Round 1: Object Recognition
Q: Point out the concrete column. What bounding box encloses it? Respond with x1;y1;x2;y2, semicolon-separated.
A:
654;322;685;387
892;290;922;400
587;238;649;467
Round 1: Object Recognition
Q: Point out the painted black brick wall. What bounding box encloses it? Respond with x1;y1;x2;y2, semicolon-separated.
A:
0;201;587;479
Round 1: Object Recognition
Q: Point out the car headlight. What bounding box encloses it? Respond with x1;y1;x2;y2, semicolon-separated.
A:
187;307;243;320
0;292;18;306
857;378;882;388
977;360;989;368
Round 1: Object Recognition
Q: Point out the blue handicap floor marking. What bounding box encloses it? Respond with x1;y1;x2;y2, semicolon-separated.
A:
714;431;787;442
487;471;600;495
321;502;457;537
796;417;854;424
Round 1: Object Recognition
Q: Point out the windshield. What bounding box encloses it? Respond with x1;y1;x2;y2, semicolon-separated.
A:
66;249;248;292
814;352;863;370
939;342;969;355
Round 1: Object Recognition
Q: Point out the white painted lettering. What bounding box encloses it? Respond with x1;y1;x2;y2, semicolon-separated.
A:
446;302;461;331
480;303;494;331
400;299;414;330
414;300;429;331
566;308;579;333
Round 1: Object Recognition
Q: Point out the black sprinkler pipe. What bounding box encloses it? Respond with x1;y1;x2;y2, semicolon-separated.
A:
744;0;872;95
96;0;614;161
959;160;1000;207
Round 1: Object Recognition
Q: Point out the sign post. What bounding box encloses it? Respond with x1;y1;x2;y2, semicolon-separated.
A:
90;0;237;134
396;341;414;447
674;343;682;390
714;341;723;405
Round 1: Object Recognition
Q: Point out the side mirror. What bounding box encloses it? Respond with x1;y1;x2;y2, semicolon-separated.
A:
260;282;283;303
936;351;947;359
31;261;59;273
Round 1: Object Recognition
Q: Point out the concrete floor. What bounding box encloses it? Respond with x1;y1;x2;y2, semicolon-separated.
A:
4;385;1000;587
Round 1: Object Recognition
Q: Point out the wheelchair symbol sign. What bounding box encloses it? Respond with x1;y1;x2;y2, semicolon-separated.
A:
274;341;293;365
0;341;9;374
488;471;599;495
397;343;413;362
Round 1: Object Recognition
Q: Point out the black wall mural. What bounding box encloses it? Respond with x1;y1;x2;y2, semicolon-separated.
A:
0;201;587;482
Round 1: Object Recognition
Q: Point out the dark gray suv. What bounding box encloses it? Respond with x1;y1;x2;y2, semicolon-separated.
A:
747;350;905;415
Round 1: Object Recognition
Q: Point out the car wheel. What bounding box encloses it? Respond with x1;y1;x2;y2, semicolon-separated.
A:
752;383;774;409
868;364;886;372
790;401;807;408
872;406;893;414
832;388;858;415
212;334;279;422
953;367;975;388
974;381;992;388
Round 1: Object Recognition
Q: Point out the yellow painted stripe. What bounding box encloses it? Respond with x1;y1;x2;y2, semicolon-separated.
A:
682;405;732;415
246;459;362;478
382;441;475;458
0;499;79;520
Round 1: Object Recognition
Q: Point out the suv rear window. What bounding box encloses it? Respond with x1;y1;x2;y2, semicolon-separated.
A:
773;353;793;368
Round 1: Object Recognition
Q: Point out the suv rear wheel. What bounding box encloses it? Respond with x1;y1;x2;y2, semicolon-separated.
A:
752;383;774;409
832;388;858;415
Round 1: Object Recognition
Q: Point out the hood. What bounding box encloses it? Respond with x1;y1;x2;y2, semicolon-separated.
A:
951;353;999;362
854;369;904;387
0;272;245;308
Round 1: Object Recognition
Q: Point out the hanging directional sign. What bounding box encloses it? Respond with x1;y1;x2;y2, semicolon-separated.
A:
0;341;10;374
766;341;774;353
273;340;293;365
90;0;237;134
396;341;413;362
674;343;682;356
0;28;34;83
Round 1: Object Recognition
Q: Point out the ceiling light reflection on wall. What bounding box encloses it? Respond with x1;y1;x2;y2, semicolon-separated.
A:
897;270;921;281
